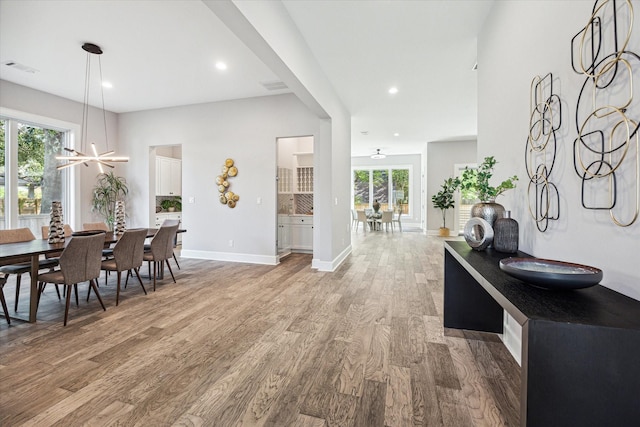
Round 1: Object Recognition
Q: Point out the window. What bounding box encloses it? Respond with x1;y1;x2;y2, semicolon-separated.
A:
453;163;478;235
352;166;411;214
1;114;69;232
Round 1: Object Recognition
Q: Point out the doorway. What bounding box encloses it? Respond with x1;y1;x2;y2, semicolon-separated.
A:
276;136;314;261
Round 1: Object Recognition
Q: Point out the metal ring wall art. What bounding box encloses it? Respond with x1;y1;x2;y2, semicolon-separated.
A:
526;73;561;232
571;0;640;227
216;158;240;208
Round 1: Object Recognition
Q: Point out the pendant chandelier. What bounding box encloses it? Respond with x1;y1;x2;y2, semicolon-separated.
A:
56;43;128;172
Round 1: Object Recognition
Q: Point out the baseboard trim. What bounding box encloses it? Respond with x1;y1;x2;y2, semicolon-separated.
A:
312;244;352;272
180;249;278;265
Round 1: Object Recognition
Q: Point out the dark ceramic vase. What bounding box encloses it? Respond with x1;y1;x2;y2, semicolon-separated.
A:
494;211;519;253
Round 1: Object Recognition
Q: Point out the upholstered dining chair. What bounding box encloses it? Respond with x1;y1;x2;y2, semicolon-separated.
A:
376;210;393;232
36;232;106;326
1;274;9;324
160;219;181;269
83;222;114;258
143;222;179;291
355;210;369;232
351;209;358;230
100;228;148;306
392;210;403;231
0;228;59;312
82;222;109;231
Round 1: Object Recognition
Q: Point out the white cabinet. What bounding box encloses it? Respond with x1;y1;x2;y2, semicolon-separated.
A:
277;215;292;253
290;215;313;252
156;156;182;196
155;212;182;244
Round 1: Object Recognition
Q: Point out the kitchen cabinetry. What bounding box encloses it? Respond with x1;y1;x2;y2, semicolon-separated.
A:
155;212;182;244
290;215;313;252
277;215;292;253
156;156;182;196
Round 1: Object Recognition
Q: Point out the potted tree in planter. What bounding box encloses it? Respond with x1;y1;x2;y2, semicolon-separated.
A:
432;177;460;237
91;172;129;230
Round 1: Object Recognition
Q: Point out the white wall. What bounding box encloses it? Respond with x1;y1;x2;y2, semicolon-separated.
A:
351;154;423;227
205;0;353;271
119;93;323;264
479;1;640;300
426;139;477;231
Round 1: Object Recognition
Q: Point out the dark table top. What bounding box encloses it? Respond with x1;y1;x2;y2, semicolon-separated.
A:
444;240;640;330
0;228;186;262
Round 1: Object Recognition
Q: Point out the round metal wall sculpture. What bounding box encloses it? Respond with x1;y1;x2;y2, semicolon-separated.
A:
571;0;639;227
217;158;240;208
526;73;561;232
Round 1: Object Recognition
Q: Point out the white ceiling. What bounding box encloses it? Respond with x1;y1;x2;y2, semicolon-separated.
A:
0;0;493;157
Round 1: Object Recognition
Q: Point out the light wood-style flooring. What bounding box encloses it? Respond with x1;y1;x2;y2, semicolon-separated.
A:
0;231;520;426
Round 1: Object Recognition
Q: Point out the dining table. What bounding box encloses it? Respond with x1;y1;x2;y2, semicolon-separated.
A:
0;228;185;323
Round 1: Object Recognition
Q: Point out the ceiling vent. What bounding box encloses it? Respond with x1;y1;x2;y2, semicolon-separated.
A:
3;60;38;74
261;80;288;91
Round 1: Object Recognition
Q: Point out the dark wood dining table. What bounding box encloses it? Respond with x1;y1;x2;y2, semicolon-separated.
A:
0;228;185;323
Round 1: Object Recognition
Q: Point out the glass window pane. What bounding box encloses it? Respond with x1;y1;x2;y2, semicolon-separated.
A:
392;169;409;214
0;119;5;230
372;169;389;210
353;169;370;210
17;123;64;232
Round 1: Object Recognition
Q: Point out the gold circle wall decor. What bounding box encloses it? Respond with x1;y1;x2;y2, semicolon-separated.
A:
217;158;239;208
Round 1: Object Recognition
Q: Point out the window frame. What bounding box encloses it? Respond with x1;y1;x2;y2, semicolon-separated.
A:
1;107;80;230
351;164;413;216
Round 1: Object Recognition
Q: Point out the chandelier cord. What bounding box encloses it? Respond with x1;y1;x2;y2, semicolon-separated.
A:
98;55;109;153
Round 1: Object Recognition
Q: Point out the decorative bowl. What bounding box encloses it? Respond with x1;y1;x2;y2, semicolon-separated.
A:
499;257;603;290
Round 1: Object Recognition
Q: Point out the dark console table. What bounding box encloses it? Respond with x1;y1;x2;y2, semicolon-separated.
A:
444;240;640;427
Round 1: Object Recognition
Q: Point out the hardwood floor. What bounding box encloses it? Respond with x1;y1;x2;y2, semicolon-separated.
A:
0;231;520;426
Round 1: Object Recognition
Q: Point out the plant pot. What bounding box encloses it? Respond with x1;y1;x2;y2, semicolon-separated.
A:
439;227;450;237
470;201;505;228
168;207;176;212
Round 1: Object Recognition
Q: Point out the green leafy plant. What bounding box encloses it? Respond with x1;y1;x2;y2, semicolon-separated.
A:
432;177;460;229
459;156;518;202
160;196;182;211
91;172;129;230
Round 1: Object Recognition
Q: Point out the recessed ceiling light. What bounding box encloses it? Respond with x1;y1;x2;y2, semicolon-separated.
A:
394;132;399;137
388;87;398;94
215;61;227;70
101;81;113;89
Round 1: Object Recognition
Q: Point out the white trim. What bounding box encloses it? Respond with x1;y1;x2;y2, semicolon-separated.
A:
180;249;278;265
312;244;352;271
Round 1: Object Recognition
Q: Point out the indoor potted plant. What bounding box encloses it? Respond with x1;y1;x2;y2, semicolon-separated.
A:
459;156;518;226
160;196;182;212
91;171;129;230
432;177;460;237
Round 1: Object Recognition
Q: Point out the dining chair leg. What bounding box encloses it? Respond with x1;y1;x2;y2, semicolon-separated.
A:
133;268;147;295
153;262;157;292
63;284;72;326
1;287;11;324
53;284;61;300
165;259;176;283
74;284;79;307
14;274;22;311
90;279;107;311
116;272;122;306
173;252;181;270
